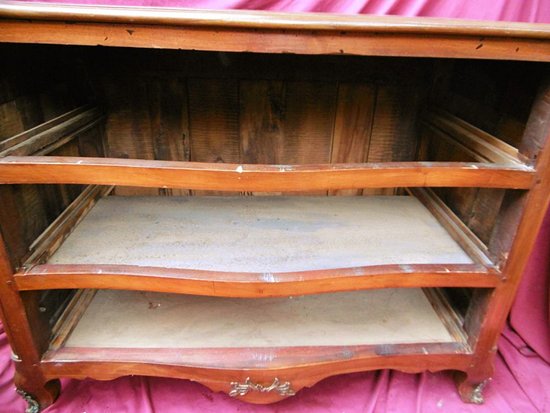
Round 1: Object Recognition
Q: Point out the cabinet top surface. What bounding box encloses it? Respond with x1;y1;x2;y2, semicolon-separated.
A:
1;1;550;62
1;1;549;37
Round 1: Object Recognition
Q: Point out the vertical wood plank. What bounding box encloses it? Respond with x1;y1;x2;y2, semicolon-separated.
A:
102;76;189;196
102;77;158;196
49;140;84;208
0;185;28;268
0;185;50;269
0;94;46;141
283;81;337;165
0;101;24;139
188;78;240;196
240;80;285;195
147;78;189;196
364;85;420;195
239;80;337;195
240;80;286;164
330;83;376;196
77;124;106;159
282;81;337;195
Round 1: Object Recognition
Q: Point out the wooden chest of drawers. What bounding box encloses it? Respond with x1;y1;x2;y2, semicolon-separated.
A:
0;2;549;410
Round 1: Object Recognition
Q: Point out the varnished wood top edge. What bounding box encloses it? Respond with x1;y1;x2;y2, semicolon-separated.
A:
0;156;536;172
0;1;549;39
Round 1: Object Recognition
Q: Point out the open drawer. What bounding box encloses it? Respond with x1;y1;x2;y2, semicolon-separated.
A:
14;193;499;296
42;287;468;403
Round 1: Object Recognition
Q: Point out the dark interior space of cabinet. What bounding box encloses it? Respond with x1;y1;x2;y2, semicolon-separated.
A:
0;42;547;404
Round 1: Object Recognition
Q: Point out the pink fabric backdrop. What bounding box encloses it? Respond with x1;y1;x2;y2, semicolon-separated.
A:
11;0;550;23
1;1;549;412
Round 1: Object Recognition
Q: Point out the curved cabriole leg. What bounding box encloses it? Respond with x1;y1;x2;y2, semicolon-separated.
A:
454;371;491;404
15;373;60;413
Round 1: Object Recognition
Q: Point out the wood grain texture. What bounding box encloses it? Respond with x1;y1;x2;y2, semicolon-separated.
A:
239;80;285;195
430;60;545;148
98;75;191;196
364;85;421;195
15;263;499;297
22;185;112;268
0;234;60;410
0;106;102;157
0;157;533;190
330;83;376;195
424;109;524;164
0;101;26;140
1;3;550;62
0;2;547;38
188;78;240;195
99;76;158;196
0;11;548;407
2;20;549;62
0;94;43;139
282;82;337;164
40;350;471;404
420;117;509;244
0;105;91;151
409;188;493;267
0;184;50;268
240;80;285;164
146;78;189;196
459;78;550;398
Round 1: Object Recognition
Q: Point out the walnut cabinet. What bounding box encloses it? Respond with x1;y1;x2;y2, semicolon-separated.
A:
0;3;549;411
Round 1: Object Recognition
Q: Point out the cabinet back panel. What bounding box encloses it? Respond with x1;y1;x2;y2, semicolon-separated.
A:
87;49;429;196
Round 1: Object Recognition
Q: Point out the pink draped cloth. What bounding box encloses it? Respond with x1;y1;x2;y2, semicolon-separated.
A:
9;0;550;23
1;1;549;412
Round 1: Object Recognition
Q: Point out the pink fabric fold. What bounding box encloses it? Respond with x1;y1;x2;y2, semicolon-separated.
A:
15;0;550;23
1;1;549;412
510;209;550;364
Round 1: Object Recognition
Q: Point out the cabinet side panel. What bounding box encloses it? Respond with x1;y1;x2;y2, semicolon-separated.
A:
429;60;546;244
0;45;88;140
431;60;544;148
0;44;104;355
